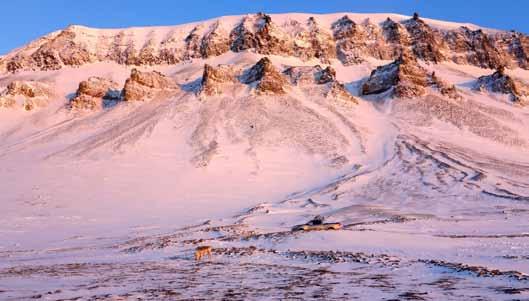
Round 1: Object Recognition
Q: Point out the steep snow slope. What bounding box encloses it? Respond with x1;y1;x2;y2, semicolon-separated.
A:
1;12;529;300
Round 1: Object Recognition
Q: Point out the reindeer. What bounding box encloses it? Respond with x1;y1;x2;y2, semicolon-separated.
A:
194;246;212;261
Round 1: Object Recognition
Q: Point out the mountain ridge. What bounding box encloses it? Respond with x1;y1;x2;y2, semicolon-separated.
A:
0;12;523;73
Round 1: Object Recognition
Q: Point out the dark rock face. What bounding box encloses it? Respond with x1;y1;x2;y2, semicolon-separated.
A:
70;77;120;110
200;64;237;96
473;68;529;103
122;69;179;101
0;81;51;110
241;57;288;94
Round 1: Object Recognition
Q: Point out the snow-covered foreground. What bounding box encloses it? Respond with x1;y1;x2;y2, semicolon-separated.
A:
1;49;529;300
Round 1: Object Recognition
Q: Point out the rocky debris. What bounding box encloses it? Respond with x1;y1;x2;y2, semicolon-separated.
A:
199;64;238;96
122;68;179;101
70;77;120;110
403;13;447;63
445;27;506;69
0;80;51;110
361;54;429;98
286;250;401;266
420;259;529;280
473;67;529;103
241;57;287;94
230;13;294;56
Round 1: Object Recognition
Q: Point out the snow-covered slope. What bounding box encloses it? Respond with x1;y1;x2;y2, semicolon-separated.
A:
1;12;529;300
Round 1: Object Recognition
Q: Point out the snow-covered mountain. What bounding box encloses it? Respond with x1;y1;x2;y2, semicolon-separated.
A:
1;12;529;300
2;12;529;73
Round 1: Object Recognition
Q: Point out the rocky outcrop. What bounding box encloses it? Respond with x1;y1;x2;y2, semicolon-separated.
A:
230;13;294;56
241;57;287;94
70;77;120;110
200;21;230;58
0;81;51;110
184;26;204;60
200;64;238;96
362;54;459;99
381;18;411;59
332;16;393;65
8;27;93;71
122;69;179;101
4;13;529;73
284;65;336;85
473;67;529;103
284;65;357;103
445;27;506;69
495;31;529;69
290;17;336;63
332;16;366;65
361;54;428;98
403;13;446;63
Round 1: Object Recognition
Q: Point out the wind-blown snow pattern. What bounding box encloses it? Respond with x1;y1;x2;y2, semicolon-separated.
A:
1;12;529;300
